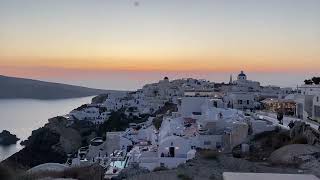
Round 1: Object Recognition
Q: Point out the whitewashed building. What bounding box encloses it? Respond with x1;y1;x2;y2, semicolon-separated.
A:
296;84;320;122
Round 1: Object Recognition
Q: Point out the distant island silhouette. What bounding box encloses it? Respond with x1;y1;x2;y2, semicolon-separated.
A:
0;75;115;100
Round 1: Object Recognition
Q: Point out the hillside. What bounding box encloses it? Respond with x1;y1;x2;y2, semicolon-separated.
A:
0;75;110;99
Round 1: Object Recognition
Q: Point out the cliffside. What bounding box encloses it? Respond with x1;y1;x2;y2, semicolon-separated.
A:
1;117;88;170
290;121;320;146
2;127;67;170
91;94;109;104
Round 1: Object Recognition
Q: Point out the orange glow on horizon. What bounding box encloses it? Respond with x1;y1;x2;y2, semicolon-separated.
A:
1;55;319;76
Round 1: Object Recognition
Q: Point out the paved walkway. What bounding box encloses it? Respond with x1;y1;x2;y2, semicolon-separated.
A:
256;111;319;130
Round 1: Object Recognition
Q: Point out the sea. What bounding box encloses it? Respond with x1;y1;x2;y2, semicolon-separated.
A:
0;96;94;161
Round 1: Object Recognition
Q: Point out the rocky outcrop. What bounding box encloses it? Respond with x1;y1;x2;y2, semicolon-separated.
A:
21;116;83;155
290;121;320;147
269;144;320;176
45;117;82;154
2;127;67;170
117;163;150;180
244;130;291;161
1;117;83;170
0;130;20;145
91;94;109;104
269;144;320;165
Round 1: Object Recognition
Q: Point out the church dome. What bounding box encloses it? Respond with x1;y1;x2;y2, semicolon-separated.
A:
238;71;246;77
237;71;247;80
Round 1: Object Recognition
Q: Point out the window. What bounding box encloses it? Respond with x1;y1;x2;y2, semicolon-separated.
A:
317;96;319;102
247;100;250;104
238;100;243;104
315;106;320;118
213;101;218;108
204;141;211;145
192;112;202;115
216;142;222;149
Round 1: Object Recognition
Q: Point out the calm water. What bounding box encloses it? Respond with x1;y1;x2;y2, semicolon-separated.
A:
0;96;94;161
40;71;320;90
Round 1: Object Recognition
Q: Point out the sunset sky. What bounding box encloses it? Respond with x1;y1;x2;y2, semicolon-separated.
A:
1;0;319;89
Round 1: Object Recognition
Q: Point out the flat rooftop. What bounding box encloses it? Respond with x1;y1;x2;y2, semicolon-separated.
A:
223;172;319;180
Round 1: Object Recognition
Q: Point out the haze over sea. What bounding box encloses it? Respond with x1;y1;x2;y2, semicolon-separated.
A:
15;71;320;91
0;96;93;161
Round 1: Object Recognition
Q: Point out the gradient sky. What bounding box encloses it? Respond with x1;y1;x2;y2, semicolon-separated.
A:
0;0;320;90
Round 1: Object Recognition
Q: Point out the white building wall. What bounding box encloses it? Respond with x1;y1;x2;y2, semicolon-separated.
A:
158;136;191;157
313;95;320;121
179;97;207;117
196;135;223;149
251;120;275;135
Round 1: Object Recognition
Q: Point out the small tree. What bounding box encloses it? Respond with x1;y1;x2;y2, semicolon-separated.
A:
288;121;295;129
304;79;313;85
311;77;320;85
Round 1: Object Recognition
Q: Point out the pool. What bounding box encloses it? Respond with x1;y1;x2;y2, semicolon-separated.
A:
110;157;129;169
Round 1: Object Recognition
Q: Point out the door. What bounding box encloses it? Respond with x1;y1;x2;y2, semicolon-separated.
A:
169;147;175;157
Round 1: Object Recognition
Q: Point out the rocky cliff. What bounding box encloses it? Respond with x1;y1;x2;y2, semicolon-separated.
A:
290;121;320;147
1;117;88;170
0;130;20;145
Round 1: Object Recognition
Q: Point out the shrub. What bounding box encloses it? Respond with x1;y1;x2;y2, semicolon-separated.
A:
200;150;219;160
152;116;163;130
177;173;193;180
153;166;169;172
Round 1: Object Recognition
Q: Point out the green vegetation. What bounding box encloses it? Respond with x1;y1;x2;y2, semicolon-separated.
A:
152;116;163;130
153;102;178;116
152;102;178;130
97;109;149;138
304;77;320;85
